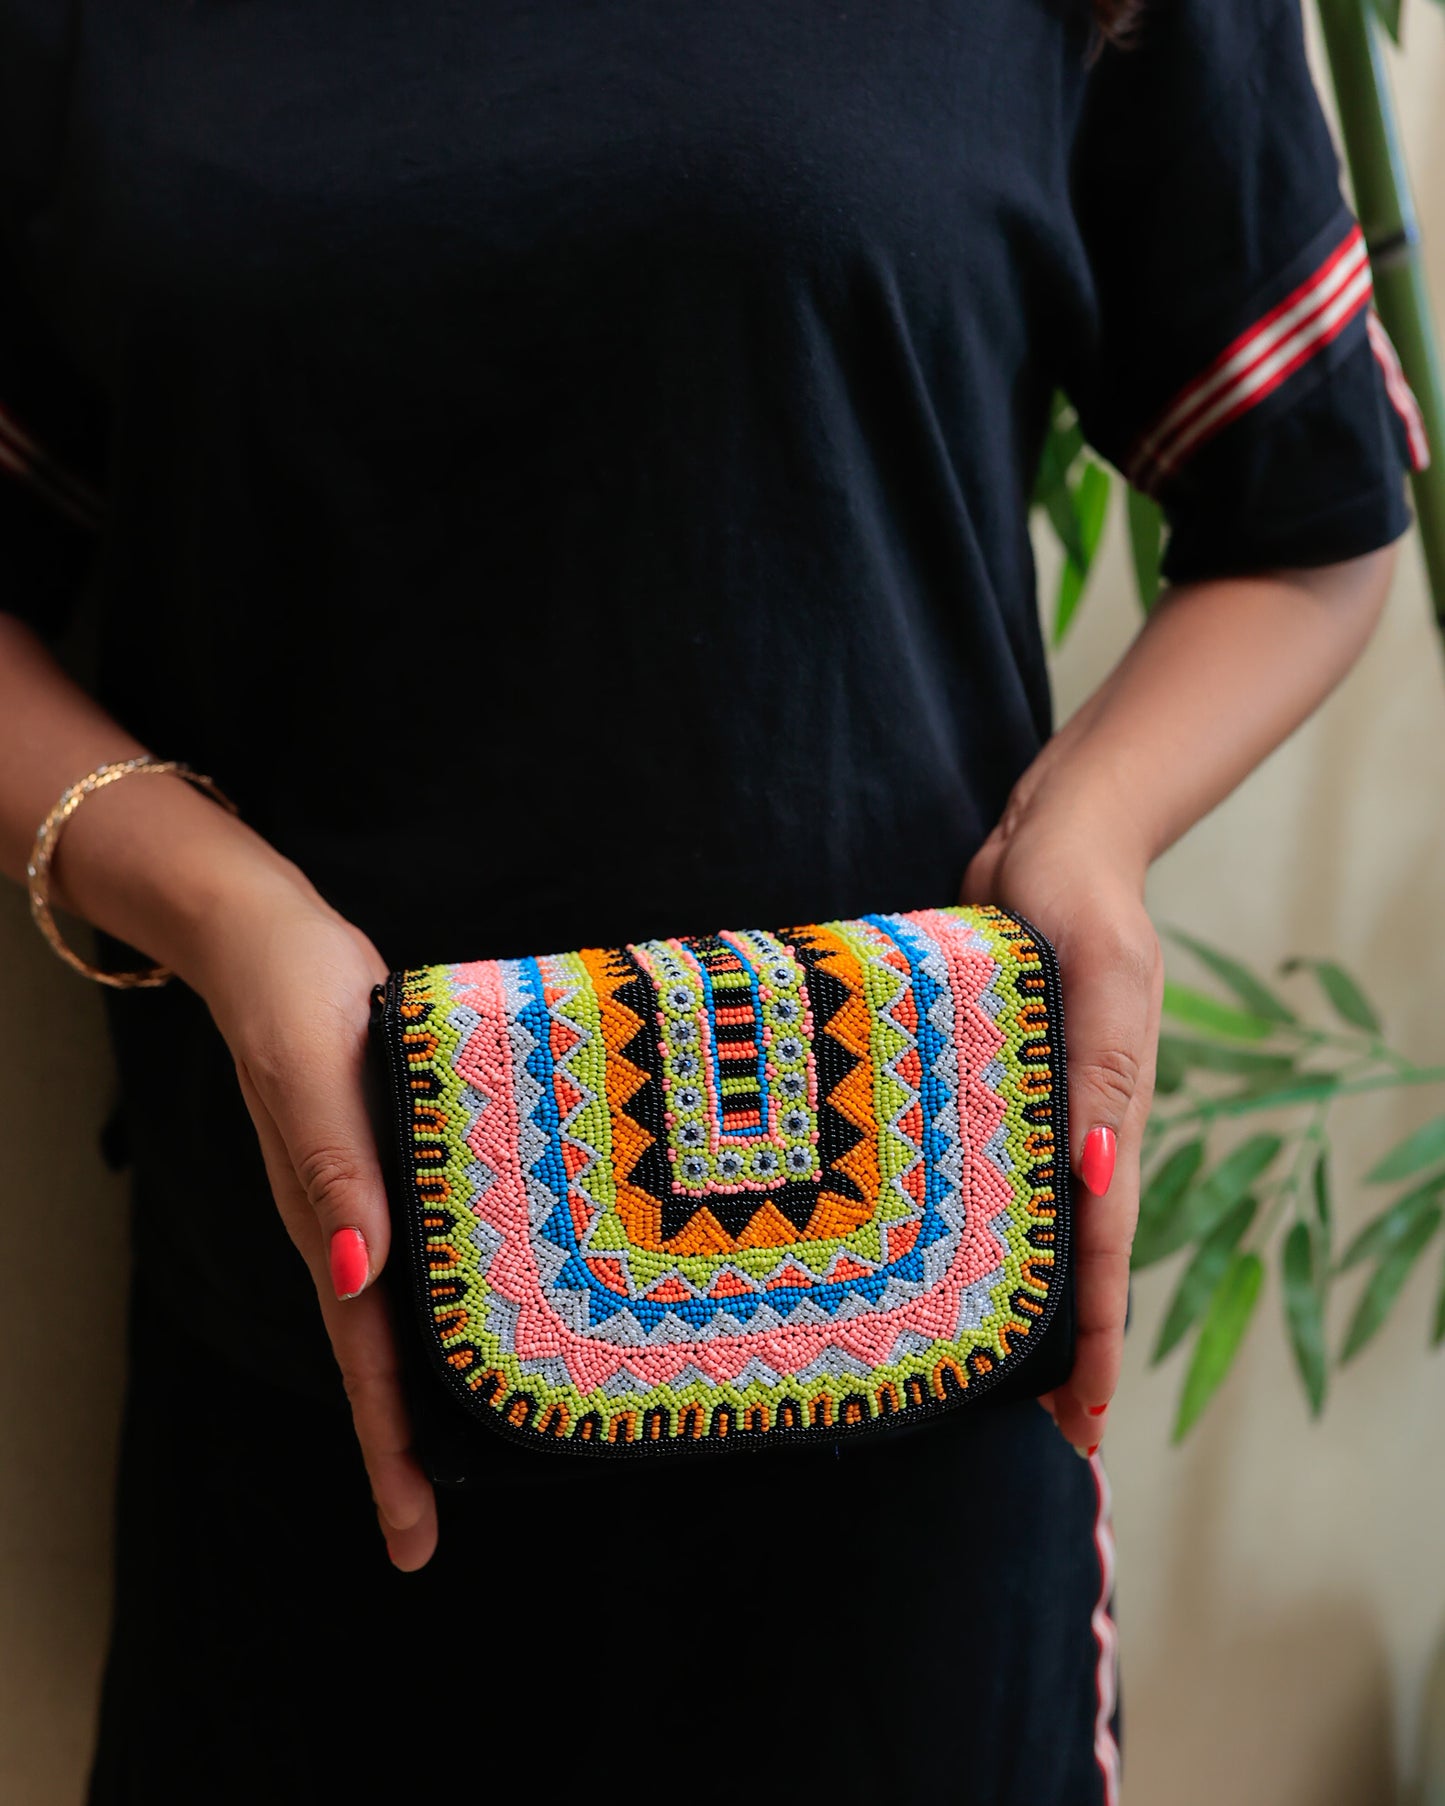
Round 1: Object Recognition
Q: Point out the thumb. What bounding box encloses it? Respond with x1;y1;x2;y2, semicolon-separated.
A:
243;1010;393;1302
1064;932;1153;1195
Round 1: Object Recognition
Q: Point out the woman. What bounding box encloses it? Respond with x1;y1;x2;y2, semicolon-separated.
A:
0;0;1427;1799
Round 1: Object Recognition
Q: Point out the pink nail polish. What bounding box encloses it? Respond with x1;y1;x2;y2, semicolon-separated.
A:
329;1226;369;1299
1081;1125;1117;1196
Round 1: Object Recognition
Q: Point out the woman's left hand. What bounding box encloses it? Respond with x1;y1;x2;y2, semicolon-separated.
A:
961;776;1163;1459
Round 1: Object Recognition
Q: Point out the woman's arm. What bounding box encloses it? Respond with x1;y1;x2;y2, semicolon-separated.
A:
0;610;438;1569
964;541;1401;1458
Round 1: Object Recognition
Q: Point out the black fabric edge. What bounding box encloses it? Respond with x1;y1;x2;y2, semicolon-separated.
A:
1161;467;1412;588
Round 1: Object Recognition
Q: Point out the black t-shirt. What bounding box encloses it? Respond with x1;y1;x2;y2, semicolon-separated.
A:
2;0;1425;1393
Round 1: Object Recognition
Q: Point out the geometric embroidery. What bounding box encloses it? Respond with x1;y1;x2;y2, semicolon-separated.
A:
375;903;1069;1453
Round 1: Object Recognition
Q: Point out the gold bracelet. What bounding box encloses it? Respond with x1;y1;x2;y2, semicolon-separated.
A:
26;756;239;989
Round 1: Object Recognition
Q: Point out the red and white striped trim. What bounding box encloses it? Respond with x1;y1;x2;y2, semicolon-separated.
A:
1365;306;1431;471
0;399;104;530
1127;220;1374;495
1088;1452;1122;1806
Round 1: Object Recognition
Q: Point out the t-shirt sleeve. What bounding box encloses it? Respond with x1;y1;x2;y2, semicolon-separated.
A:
0;235;108;642
1064;0;1429;588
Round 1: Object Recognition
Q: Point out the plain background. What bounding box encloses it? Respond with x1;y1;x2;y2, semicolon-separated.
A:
2;11;1444;1803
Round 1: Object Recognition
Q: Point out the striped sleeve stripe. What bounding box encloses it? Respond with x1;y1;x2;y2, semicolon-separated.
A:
1365;306;1431;472
0;400;105;530
1088;1453;1121;1806
1126;221;1374;495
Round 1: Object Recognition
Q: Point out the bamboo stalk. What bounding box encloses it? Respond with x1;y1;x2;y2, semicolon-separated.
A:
1316;0;1445;623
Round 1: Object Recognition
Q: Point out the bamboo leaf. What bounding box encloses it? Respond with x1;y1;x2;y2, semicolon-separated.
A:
1154;1037;1188;1096
1279;957;1382;1034
1313;1146;1333;1270
1433;1243;1445;1349
1052;557;1085;645
1127;484;1164;612
1204;1075;1341;1118
1172;1252;1264;1442
1337;1177;1445;1270
1152;1195;1257;1364
1373;0;1402;43
1035;409;1088;562
1037;472;1085;569
1154;1035;1295;1079
1161;982;1277;1042
1282;1221;1328;1416
1049;390;1085;463
1181;1133;1285;1245
1366;1114;1445;1184
1032;397;1083;503
1052;461;1111;647
1340;1205;1443;1363
1132;1139;1206;1269
1163;928;1298;1025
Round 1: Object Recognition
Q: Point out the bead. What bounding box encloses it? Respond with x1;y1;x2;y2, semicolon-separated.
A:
380;906;1065;1454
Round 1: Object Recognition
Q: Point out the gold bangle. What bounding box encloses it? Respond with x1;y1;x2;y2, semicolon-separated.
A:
26;756;239;989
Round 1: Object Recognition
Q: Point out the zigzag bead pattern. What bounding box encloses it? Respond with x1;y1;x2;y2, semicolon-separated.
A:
374;904;1070;1455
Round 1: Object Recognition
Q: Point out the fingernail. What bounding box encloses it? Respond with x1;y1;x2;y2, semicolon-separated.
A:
1080;1125;1117;1196
1074;1443;1100;1459
1088;1403;1109;1417
329;1226;370;1299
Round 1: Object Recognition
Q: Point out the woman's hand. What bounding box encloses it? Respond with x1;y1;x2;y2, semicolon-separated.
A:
962;773;1163;1460
959;550;1399;1454
180;865;438;1571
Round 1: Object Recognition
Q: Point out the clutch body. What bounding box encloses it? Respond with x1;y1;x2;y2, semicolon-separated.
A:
370;903;1073;1476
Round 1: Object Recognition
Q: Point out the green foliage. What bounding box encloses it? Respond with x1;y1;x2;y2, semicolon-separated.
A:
1172;1252;1264;1442
1126;487;1165;613
1152;1195;1258;1363
1052;462;1111;647
1365;1114;1445;1183
1162;982;1277;1042
1337;1176;1445;1268
1033;395;1116;647
1281;1221;1328;1416
1163;928;1298;1025
1139;932;1445;1439
1341;1204;1442;1361
1433;1245;1445;1347
1154;1037;1294;1080
1131;1138;1205;1268
1278;957;1382;1034
1313;1147;1333;1263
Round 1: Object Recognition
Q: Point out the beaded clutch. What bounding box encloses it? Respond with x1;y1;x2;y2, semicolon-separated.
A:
368;903;1073;1478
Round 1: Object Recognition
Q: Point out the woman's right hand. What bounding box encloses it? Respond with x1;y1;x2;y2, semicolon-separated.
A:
181;863;439;1570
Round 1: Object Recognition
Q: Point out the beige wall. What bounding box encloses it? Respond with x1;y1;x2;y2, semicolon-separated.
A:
3;15;1445;1806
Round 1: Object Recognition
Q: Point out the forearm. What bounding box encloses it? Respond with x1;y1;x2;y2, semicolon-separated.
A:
1;609;434;1558
0;611;311;984
1003;543;1400;870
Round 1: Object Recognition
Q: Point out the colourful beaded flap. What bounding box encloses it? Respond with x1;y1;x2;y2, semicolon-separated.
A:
371;904;1071;1459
